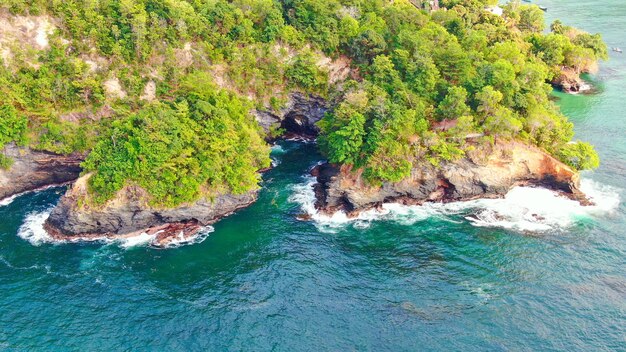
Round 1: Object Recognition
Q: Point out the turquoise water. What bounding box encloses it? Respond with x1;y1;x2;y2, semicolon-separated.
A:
1;2;625;350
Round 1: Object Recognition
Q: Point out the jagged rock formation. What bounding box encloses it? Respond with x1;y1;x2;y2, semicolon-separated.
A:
254;92;328;138
0;144;83;200
313;140;589;216
44;174;257;247
552;67;592;93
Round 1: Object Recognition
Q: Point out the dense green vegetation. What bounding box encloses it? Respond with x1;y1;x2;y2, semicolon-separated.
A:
0;104;28;168
313;0;606;180
81;72;269;206
0;0;605;205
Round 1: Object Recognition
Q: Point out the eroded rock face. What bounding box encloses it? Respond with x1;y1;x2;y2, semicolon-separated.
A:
0;144;83;200
44;174;257;245
313;141;588;216
552;68;592;94
254;92;328;138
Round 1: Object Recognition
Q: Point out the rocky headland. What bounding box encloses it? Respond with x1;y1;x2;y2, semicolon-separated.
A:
0;96;591;245
312;140;590;217
43;174;257;248
0;93;327;246
552;67;595;94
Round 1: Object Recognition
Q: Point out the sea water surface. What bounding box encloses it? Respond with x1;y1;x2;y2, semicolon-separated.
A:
1;1;625;350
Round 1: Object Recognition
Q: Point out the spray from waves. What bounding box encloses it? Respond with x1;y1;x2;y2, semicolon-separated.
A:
0;184;69;208
289;177;466;233
466;178;620;231
154;226;215;249
271;144;286;154
17;208;216;249
118;232;158;248
289;176;393;233
0;193;19;207
122;226;215;249
270;145;284;167
289;176;621;233
17;209;55;245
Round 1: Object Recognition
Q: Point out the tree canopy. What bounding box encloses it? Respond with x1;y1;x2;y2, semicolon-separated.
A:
0;0;604;204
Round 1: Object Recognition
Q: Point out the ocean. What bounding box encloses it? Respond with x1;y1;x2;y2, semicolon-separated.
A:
1;1;624;350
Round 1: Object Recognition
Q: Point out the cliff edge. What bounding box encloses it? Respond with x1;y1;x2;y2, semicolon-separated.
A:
0;144;83;200
44;174;257;247
313;140;589;216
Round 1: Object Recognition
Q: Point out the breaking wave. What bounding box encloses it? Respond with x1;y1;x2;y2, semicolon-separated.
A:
0;193;20;207
289;176;621;233
17;207;215;249
270;144;286;154
0;184;66;207
17;209;55;246
150;226;215;249
112;225;215;249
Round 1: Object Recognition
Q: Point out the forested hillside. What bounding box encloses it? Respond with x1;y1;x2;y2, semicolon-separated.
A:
0;0;605;207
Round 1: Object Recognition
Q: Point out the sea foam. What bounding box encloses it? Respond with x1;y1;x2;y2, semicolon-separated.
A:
17;209;55;245
1;184;67;208
17;207;215;249
289;176;621;233
0;194;20;207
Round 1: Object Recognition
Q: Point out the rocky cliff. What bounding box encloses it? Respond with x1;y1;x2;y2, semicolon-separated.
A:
313;140;589;216
254;92;329;138
552;67;592;94
0;144;83;200
44;174;257;247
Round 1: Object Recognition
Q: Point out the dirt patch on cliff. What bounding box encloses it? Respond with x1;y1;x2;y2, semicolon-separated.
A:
0;10;56;65
104;77;127;99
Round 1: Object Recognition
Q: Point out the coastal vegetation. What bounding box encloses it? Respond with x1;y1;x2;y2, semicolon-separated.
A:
0;0;605;205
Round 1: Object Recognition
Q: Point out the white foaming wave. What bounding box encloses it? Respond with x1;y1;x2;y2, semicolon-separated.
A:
464;187;578;231
1;183;68;207
289;176;621;233
157;226;215;248
118;231;159;248
579;178;621;213
288;176;455;231
288;176;367;233
466;178;621;231
0;194;19;206
285;136;315;143
271;144;286;154
575;82;592;94
17;209;55;245
17;208;216;249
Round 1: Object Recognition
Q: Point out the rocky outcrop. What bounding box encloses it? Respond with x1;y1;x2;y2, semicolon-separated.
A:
552;67;592;94
0;144;83;201
44;174;257;247
32;91;330;246
313;141;589;216
254;92;328;138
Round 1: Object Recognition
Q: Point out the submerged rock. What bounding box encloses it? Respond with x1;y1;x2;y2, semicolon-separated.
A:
313;141;590;216
0;144;83;201
44;174;257;245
